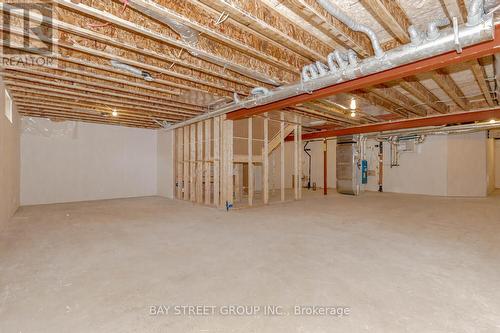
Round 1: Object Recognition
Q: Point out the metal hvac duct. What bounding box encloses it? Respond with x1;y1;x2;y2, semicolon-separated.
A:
169;0;494;130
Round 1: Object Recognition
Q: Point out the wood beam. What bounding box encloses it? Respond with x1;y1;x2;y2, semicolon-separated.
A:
46;12;256;89
359;0;460;114
360;0;410;43
280;112;285;202
7;86;188;119
432;70;470;110
369;86;428;116
1;24;239;98
298;117;303;200
280;0;372;57
398;80;450;114
127;0;300;74
53;0;290;84
197;122;204;204
18;108;157;128
204;119;212;205
470;60;495;107
248;117;253;206
263;115;269;204
213;117;221;207
3;76;199;116
4;66;182;106
195;0;330;61
176;128;184;199
183;126;190;201
298;108;500;140
190;124;196;202
294;115;299;200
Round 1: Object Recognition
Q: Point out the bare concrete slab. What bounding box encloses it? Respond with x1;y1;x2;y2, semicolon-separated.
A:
1;191;499;332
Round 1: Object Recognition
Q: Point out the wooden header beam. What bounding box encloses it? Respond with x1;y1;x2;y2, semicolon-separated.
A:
227;24;500;121
291;108;500;140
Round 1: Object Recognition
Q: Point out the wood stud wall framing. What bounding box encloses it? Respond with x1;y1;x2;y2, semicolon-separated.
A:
174;114;304;209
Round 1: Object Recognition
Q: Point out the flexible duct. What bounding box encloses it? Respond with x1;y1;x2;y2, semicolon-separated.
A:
468;0;485;26
251;87;271;96
303;50;358;81
110;60;154;81
316;0;384;58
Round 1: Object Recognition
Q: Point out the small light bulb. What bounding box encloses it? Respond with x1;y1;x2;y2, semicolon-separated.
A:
350;111;356;118
489;119;496;124
112;110;118;117
350;99;357;110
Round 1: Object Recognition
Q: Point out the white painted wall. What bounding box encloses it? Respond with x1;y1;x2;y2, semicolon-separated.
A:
348;133;488;197
157;130;174;199
496;140;500;189
365;136;449;196
0;83;20;227
447;132;487;197
21;119;158;205
301;140;337;189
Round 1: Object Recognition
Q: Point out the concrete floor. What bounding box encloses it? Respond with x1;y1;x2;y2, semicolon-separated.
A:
1;191;500;333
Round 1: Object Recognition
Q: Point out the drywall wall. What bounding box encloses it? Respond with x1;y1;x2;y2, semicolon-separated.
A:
21;119;158;205
496;140;500;189
487;137;495;194
301;140;336;190
365;136;449;196
0;83;20;227
157;129;174;199
447;132;487;197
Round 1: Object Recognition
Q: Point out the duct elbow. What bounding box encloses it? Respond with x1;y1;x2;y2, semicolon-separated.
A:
301;64;320;82
333;50;348;69
427;18;450;40
327;53;339;73
347;50;358;66
408;26;424;44
315;61;330;76
316;0;384;58
251;87;271;97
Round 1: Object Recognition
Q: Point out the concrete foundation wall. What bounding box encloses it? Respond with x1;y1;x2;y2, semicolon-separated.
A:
0;83;20;227
21;119;158;205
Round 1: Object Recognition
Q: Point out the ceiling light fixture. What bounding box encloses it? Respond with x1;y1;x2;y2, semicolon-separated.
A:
489;119;496;124
112;110;118;117
350;111;356;118
350;98;357;110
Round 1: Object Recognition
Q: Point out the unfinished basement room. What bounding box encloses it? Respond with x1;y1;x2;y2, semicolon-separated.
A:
1;0;500;331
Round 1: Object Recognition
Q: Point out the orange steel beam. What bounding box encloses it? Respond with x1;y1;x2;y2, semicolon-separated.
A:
228;24;500;121
290;108;500;140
